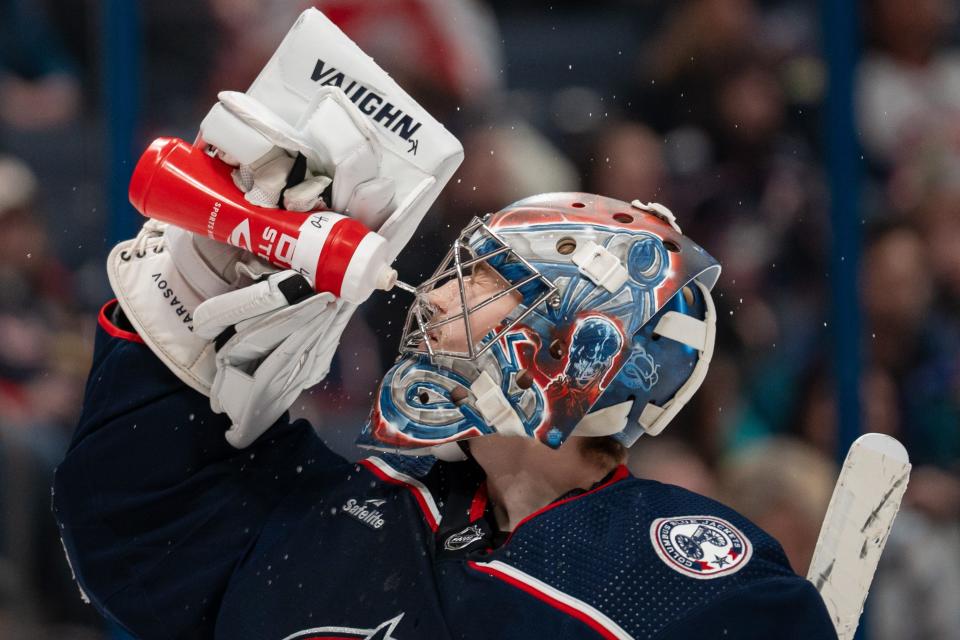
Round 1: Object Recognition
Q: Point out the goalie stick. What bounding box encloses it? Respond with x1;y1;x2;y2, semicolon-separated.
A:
808;433;911;640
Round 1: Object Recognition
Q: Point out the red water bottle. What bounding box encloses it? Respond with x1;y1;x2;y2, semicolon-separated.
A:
128;137;397;304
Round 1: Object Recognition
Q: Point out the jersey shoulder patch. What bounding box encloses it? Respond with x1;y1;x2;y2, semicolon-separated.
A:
628;479;798;583
488;475;800;640
649;514;753;579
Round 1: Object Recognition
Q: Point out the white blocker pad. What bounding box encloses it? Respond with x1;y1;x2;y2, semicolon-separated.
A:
221;8;463;261
193;9;463;444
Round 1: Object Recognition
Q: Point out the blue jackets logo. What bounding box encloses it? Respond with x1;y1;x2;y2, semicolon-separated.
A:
283;613;404;639
650;516;753;579
342;497;387;529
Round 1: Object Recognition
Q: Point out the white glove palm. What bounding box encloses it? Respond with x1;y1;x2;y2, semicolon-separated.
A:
194;88;388;447
193;271;341;448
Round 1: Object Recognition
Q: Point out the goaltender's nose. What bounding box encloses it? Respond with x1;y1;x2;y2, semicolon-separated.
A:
425;279;462;318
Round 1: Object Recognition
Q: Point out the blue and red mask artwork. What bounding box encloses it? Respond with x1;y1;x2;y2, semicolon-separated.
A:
357;193;720;456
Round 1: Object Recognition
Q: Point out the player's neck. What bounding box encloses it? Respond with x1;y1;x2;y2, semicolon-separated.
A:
468;435;616;532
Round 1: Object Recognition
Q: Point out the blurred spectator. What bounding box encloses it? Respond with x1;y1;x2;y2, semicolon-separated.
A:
790;363;901;458
858;0;960;164
650;0;761;111
861;224;933;371
627;436;720;500
861;223;960;469
0;155;97;633
205;0;303;100
869;510;960;640
855;220;960;639
720;437;836;575
0;0;80;130
585;120;668;203
447;120;580;216
0;156;74;316
913;170;960;308
315;0;503;110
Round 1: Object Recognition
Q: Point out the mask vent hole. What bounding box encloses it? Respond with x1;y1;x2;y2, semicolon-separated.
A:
516;369;534;389
571;202;586;208
556;237;578;255
613;212;634;224
664;240;681;253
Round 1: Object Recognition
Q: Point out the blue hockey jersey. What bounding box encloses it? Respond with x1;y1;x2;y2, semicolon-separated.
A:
52;303;837;639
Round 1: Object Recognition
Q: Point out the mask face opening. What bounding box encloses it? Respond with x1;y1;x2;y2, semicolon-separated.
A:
399;217;557;361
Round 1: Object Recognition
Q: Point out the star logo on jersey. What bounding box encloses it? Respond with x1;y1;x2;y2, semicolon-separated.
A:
282;613;404;640
649;516;752;579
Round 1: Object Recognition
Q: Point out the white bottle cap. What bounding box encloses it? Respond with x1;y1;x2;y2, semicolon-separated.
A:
340;231;392;304
376;267;398;291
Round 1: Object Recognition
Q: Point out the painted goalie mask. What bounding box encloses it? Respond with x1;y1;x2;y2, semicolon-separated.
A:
357;193;721;459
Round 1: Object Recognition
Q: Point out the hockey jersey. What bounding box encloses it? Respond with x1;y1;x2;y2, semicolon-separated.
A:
52;302;837;639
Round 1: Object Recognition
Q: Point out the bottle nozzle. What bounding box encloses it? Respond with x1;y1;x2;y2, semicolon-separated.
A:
392;279;418;294
376;267;399;292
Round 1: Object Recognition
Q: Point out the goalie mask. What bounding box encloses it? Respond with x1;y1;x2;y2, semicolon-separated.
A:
357;193;720;458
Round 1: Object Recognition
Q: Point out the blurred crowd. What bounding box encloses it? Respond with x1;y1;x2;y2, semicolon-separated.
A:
0;0;958;638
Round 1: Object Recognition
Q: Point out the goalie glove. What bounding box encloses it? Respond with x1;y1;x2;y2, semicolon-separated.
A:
106;220;276;395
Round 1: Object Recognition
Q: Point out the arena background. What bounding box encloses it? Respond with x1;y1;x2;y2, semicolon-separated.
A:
1;0;959;638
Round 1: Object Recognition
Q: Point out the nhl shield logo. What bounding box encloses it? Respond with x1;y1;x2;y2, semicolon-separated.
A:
444;524;485;551
650;516;752;579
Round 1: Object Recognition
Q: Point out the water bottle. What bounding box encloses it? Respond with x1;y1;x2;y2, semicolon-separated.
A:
128;137;397;304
